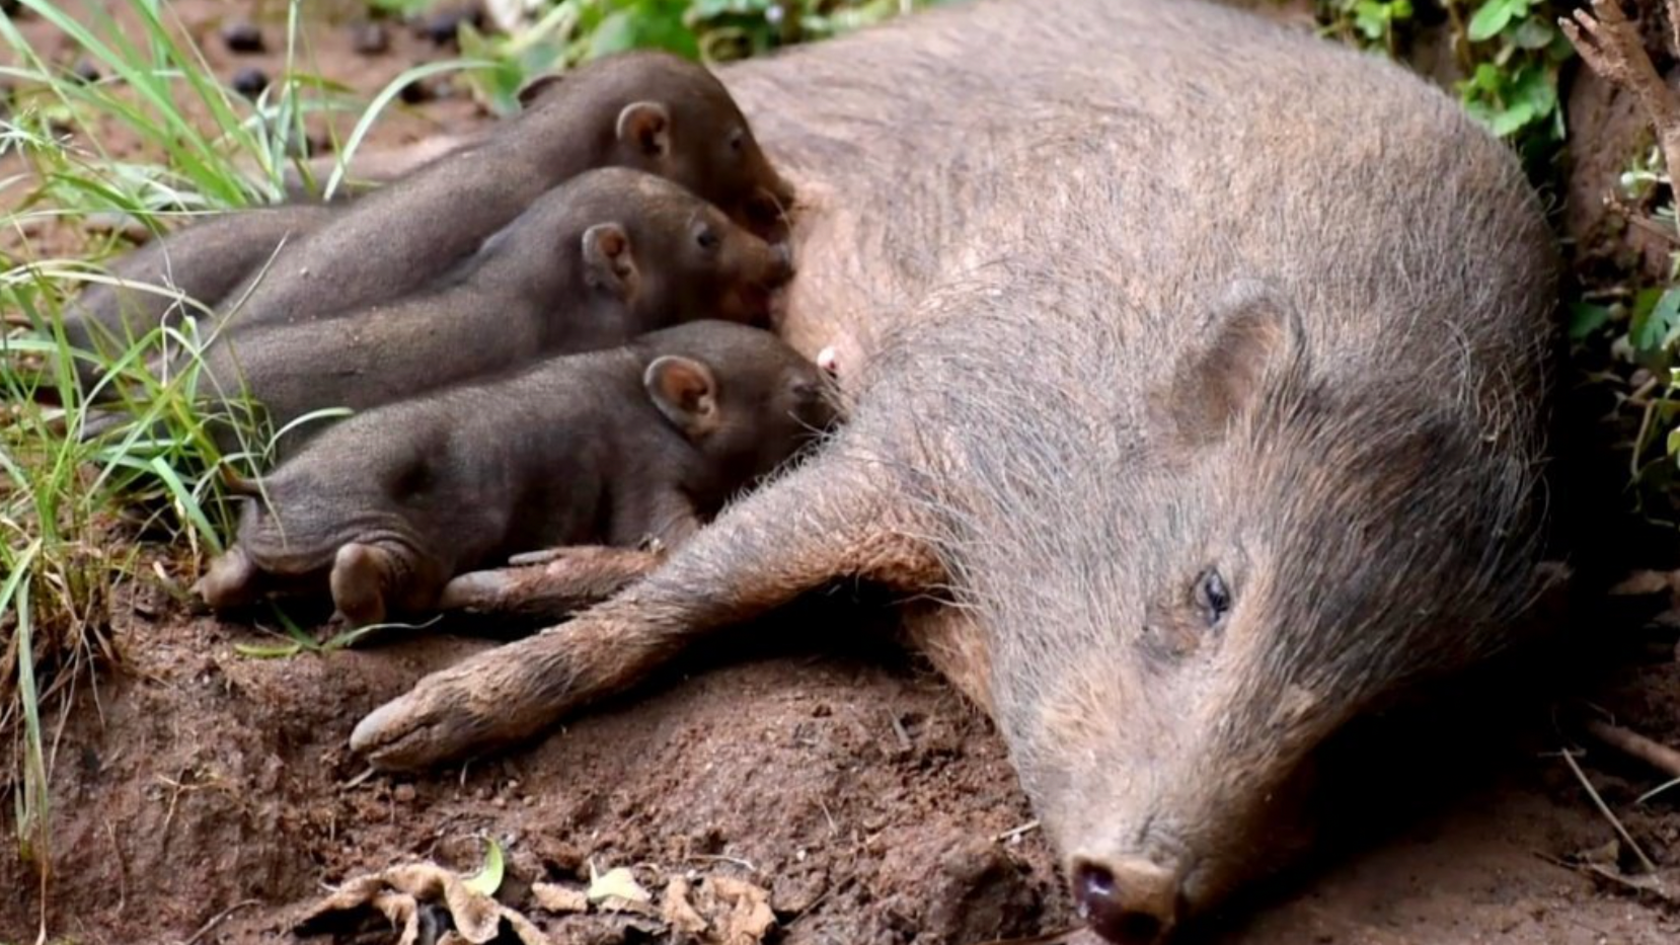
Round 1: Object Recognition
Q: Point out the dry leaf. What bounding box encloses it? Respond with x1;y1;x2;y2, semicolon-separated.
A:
661;877;708;938
532;882;590;914
587;865;652;904
709;876;776;945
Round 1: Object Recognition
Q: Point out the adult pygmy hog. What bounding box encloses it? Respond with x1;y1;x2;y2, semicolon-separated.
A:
194;320;837;628
220;50;793;335
342;1;1561;942
52;205;334;403
191;167;794;460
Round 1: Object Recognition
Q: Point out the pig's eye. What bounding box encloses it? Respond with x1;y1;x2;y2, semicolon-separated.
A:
695;225;721;250
1193;567;1231;626
728;128;745;153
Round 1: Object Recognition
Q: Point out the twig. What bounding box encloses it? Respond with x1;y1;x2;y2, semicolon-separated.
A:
687;853;758;872
962;927;1084;945
1563;0;1680;238
1584;718;1680;780
992;820;1041;843
1558;748;1659;874
178;898;262;945
888;711;912;752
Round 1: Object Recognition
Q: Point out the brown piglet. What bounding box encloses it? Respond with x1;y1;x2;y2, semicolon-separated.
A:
193;320;837;627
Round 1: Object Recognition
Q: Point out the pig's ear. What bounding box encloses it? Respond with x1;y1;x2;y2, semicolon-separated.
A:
1151;279;1306;448
581;223;638;298
644;355;720;438
515;72;564;108
616;101;671;158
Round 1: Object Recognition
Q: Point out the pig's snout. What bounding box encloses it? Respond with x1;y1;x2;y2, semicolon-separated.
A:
1073;858;1181;945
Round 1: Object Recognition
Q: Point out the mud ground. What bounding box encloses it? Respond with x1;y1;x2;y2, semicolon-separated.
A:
3;1;1680;944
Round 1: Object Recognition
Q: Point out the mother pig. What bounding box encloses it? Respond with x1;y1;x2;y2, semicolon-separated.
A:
346;0;1562;942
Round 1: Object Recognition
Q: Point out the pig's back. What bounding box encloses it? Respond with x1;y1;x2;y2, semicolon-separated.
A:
720;0;1557;397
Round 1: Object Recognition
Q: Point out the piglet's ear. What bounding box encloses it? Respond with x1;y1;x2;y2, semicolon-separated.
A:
644;355;720;438
581;223;638;299
616;101;671;158
1149;279;1307;449
516;73;564;108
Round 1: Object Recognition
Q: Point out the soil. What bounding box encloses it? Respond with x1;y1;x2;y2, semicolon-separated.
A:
3;2;1680;945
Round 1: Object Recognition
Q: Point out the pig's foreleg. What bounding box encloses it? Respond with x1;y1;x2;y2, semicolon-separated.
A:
348;445;942;771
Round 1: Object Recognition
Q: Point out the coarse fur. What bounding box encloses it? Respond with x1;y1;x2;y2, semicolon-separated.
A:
218;49;791;335
344;0;1560;940
190;168;793;460
55;204;336;403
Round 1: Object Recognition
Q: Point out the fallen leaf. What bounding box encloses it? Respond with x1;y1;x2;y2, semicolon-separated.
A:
661;876;708;938
709;876;776;945
587;864;652;906
463;838;506;897
532;882;589;914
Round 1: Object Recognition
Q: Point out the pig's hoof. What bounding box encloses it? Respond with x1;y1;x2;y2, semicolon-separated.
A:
436;569;508;610
349;676;495;771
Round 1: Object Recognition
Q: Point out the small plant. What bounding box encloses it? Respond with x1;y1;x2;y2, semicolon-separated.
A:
454;0;956;116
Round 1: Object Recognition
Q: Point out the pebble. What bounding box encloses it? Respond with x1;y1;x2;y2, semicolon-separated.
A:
418;5;484;48
231;67;269;100
398;79;432;105
349;20;390;56
71;59;101;84
394;783;417;803
220;20;265;54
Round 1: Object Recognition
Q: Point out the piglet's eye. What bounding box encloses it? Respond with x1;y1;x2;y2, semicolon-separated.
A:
1193;567;1231;627
728;128;745;152
696;226;720;250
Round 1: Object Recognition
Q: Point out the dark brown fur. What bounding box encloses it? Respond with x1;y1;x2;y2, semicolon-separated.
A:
218;50;791;335
346;2;1562;943
53;204;335;403
189;167;793;461
194;321;836;626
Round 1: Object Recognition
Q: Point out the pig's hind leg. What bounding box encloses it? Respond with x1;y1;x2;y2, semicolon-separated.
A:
349;444;944;771
330;540;449;628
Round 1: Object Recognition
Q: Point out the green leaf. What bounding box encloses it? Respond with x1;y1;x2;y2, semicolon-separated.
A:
587;10;640;58
233;640;305;659
1467;0;1527;43
1667;425;1680;461
1488;100;1536;137
1510;16;1555;50
464;838;506;896
1635;287;1680;353
1567;301;1612;340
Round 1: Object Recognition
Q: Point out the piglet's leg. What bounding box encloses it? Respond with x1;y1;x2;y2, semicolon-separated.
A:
436;546;665;621
332;541;448;628
349;446;942;771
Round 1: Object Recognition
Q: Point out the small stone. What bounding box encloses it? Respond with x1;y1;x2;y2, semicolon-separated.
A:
398;80;433;105
220;20;265;54
419;5;484;47
231;66;269;100
394;783;417;803
350;21;389;56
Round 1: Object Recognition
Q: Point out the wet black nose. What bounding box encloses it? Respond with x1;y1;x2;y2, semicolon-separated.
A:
1074;860;1178;945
